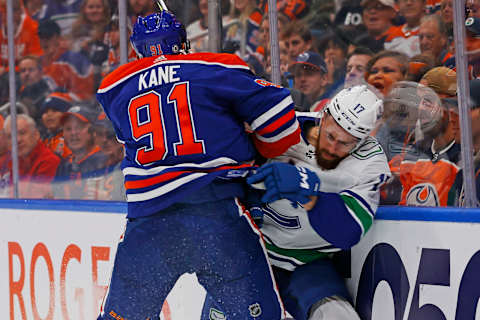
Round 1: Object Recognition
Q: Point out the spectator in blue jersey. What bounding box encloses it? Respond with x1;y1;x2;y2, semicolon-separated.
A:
95;9;301;320
52;104;107;200
37;19;95;101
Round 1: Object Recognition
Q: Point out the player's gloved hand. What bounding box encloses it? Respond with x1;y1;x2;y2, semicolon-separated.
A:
247;162;321;204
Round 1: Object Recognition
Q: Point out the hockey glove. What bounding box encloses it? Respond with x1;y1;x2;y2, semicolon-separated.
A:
247;162;321;204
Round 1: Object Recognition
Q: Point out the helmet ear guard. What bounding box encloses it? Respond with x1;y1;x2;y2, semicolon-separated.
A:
130;11;189;58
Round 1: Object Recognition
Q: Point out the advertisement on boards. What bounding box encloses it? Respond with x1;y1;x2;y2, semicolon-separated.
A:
1;204;205;320
346;218;480;320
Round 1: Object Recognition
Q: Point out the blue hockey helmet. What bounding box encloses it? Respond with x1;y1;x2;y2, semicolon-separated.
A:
130;11;189;57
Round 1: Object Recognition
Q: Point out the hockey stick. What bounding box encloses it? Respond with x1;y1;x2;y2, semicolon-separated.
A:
155;0;169;12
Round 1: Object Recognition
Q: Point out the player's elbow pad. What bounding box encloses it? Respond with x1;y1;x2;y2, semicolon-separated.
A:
307;192;363;250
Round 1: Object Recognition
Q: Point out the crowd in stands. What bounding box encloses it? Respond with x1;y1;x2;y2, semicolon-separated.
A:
0;0;478;206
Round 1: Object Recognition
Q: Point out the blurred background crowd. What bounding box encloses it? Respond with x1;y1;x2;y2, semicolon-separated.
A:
0;0;478;207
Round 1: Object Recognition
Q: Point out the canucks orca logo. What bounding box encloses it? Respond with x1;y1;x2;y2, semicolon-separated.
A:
209;308;226;320
405;183;440;206
248;303;262;317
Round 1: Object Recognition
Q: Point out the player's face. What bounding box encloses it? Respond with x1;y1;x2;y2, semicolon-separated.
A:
367;57;405;95
5;118;39;159
345;54;371;87
18;59;42;86
84;0;105;24
42;109;64;132
315;113;359;169
63;117;92;154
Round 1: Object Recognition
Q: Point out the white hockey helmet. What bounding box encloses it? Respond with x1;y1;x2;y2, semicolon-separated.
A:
325;85;383;140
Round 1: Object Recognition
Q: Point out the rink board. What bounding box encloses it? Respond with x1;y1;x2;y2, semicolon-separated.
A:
1;200;480;320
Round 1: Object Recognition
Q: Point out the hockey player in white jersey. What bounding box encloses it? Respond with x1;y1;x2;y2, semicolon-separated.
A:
247;85;391;320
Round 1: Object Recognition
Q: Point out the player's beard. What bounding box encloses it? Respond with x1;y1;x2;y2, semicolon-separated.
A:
315;148;344;170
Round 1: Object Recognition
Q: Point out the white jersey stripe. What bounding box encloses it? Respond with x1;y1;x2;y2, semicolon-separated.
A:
123;157;239;176
126;172;206;202
250;96;293;130
234;199;286;317
254;120;299;143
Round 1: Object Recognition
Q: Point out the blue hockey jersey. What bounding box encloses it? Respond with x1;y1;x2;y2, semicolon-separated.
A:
96;52;300;218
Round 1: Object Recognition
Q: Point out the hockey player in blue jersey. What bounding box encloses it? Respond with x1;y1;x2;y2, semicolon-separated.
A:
95;7;301;320
246;85;391;320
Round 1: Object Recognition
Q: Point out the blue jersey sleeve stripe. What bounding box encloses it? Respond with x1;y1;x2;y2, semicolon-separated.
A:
250;96;293;130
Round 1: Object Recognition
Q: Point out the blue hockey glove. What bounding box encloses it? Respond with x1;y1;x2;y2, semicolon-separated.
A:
247;162;321;204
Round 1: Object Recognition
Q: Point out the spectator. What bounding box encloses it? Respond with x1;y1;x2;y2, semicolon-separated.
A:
289;51;330;111
37;19;95;101
1;113;60;198
366;50;409;97
128;0;156;29
418;14;451;66
23;0;45;19
383;0;424;57
407;53;436;82
69;0;111;53
419;66;456;98
33;0;83;35
93;112;125;201
440;0;453;38
223;0;263;56
41;92;74;158
355;0;397;53
426;0;442;14
344;46;374;87
186;0;231;53
452;79;480;206
102;14;137;76
52;105;107;200
17;55;56;122
282;20;314;66
397;95;461;206
319;31;348;89
255;12;289;57
0;1;43;73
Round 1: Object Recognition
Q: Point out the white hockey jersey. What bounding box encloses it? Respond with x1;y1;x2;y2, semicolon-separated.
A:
259;113;391;271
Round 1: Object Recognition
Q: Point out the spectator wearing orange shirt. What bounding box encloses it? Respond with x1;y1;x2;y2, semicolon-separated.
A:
37;19;94;101
1;113;60;198
41;92;73;158
0;0;43;74
354;0;398;53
